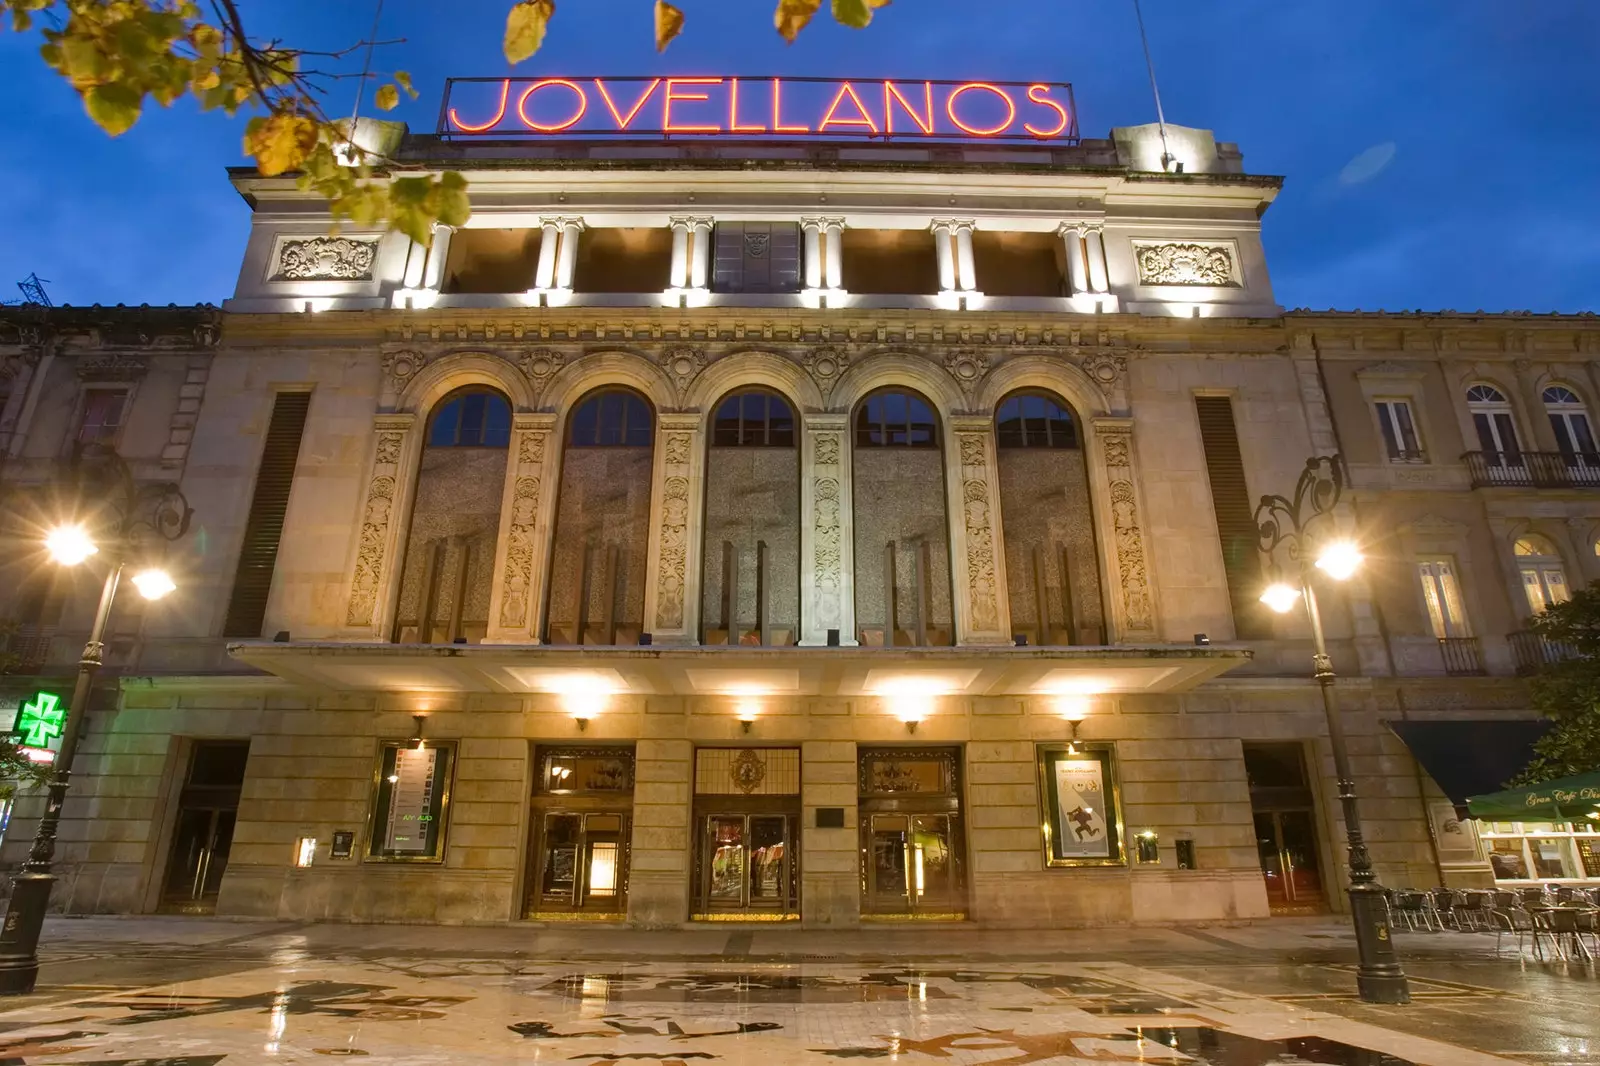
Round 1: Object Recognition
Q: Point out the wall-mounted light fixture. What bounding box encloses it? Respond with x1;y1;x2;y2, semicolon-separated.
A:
1055;694;1092;752
1135;829;1161;864
411;714;427;750
554;678;611;732
736;701;759;735
294;837;318;868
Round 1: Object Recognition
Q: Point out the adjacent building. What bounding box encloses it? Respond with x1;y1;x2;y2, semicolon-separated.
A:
0;110;1594;926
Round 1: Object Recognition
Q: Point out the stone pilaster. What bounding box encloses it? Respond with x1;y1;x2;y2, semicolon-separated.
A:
345;413;418;638
800;740;859;927
948;418;1011;646
1091;417;1157;641
485;413;558;643
642;413;704;645
799;415;856;646
627;736;692;928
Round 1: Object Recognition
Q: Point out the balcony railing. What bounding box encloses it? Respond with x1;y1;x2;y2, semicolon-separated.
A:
1508;629;1580;675
1437;636;1486;676
1463;450;1600;489
0;623;55;672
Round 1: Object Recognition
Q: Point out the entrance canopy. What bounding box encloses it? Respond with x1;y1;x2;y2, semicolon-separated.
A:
1385;718;1549;809
1466;772;1600;822
228;641;1249;698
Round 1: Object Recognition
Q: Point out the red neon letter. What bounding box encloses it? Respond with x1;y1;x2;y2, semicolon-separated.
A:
728;78;766;133
1023;84;1070;139
945;82;1016;137
449;79;509;133
516;78;588;132
663;77;723;133
594;78;661;130
883;81;934;136
771;78;809;133
819;81;879;134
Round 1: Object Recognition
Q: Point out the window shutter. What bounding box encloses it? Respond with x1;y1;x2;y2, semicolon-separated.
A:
712;224;746;293
1194;396;1269;639
222;392;311;637
711;223;801;294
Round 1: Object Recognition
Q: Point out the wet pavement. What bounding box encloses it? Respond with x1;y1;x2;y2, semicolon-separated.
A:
0;917;1592;1064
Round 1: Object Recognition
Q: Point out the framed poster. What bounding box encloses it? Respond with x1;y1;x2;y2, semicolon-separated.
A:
364;740;456;863
1037;743;1126;867
1428;800;1483;863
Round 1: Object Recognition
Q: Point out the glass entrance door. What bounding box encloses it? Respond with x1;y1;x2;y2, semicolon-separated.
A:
697;813;797;916
1254;810;1326;911
865;813;960;914
160;740;249;914
532;811;628;915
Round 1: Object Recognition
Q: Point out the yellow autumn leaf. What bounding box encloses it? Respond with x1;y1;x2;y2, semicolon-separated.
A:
245;111;320;176
774;0;823;42
374;83;399;111
504;0;554;64
832;0;871;28
84;82;143;136
654;0;685;51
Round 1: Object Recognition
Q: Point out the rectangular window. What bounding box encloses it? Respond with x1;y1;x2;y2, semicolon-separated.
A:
1194;396;1269;639
366;740;456;862
1417;559;1470;638
222;392;311;638
1375;400;1423;462
711;223;802;294
77;389;127;444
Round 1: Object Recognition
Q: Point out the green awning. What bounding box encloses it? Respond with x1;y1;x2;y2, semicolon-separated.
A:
1466;772;1600;822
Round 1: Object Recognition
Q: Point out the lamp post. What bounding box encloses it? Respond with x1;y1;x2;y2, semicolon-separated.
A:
0;445;191;995
1255;454;1410;1005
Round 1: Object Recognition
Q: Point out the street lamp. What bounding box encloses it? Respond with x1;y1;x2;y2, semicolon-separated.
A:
0;445;191;996
1255;454;1409;1005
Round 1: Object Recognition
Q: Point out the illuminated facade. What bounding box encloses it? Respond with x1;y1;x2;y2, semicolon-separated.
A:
1;115;1597;926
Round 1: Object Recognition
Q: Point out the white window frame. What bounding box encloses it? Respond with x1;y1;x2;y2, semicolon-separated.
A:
1480;820;1600;883
1513;536;1571;616
73;386;130;447
1416;558;1471;638
1543;385;1598;460
1374;399;1425;463
1466;383;1522;458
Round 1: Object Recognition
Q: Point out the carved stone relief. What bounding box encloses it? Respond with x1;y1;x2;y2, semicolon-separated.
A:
1080;350;1128;388
521;348;565;391
653;429;695;631
659;345;706;391
803;346;848;395
273;237;379;281
381;350;427;392
347;429;406;627
811;432;844;629
498;430;548;630
943;350;990;386
1100;428;1155;634
75;353;148;381
1133;242;1237;287
955;432;1000;634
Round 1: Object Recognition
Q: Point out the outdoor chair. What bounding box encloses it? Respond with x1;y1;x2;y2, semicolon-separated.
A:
1455;890;1494;931
1519;885;1548;907
1391;891;1437;932
1493;906;1561;960
1429;889;1465;929
1541;908;1589;961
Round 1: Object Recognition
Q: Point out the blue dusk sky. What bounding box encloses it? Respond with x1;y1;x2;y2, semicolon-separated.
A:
0;1;1594;312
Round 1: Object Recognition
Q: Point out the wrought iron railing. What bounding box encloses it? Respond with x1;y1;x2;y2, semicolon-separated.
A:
1463;451;1600;489
1508;629;1580;674
0;623;55;672
1436;636;1486;676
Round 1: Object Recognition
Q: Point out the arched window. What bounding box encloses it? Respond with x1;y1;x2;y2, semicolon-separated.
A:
428;389;511;447
995;392;1079;449
1543;386;1597;458
855;390;938;448
712;390;795;447
1513;535;1570;615
1466;384;1521;458
568;390;653;447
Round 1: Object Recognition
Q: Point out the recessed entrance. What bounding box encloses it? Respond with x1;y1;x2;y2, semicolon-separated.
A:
526;746;634;919
858;747;967;918
692;748;800;920
1244;742;1328;915
160;740;250;915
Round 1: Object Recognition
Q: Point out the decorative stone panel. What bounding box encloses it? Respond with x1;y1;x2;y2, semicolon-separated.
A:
948;418;1011;646
346;415;414;631
1132;241;1238;287
800;416;854;645
642;413;704;643
486;415;558;641
271;236;379;281
1093;418;1156;638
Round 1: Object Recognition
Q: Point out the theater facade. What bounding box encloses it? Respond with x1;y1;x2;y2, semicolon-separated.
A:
1;100;1596;927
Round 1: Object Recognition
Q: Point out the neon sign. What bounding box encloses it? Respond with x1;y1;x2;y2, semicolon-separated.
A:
10;690;65;764
439;77;1077;143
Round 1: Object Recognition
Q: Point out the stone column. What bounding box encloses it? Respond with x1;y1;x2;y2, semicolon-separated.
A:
554;219;584;290
484;413;559;643
345;413;420;639
1084;225;1110;294
1090;417;1158;641
1059;223;1089;295
954;221;978;292
823;218;845;290
533;219;560;289
422;226;453;290
799;415;856;646
627;736;693;927
946;418;1012;646
801;740;860;927
668;218;692;289
400;238;428;289
801;219;824;289
690;219;713;290
931;221;956;292
641;413;705;645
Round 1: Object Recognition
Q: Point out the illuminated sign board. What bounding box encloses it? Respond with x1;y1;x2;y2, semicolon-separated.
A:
438;76;1077;143
10;690;65;764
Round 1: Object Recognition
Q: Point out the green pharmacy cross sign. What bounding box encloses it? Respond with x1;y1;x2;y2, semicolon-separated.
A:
12;691;66;752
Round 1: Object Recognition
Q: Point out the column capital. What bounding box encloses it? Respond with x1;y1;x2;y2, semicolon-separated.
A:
806;413;851;432
373;412;417;432
948;415;993;435
540;215;585;230
514;412;560;432
658;411;703;432
668;215;712;229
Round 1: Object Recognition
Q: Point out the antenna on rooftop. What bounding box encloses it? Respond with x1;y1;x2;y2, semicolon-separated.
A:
1131;0;1179;173
3;273;52;307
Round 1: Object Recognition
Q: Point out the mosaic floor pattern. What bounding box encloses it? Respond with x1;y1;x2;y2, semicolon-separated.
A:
0;955;1527;1065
